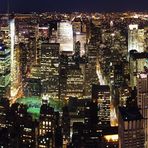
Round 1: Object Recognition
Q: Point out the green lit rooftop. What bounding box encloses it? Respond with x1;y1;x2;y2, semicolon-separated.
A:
16;97;41;120
16;96;64;120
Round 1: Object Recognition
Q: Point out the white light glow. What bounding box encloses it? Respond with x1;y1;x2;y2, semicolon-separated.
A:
129;24;138;30
104;134;118;142
58;22;73;52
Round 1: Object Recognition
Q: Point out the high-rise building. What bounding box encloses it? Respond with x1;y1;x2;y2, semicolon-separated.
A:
41;43;60;99
62;106;70;147
0;17;11;98
0;44;11;97
0;17;10;47
129;51;148;88
128;24;145;53
137;73;148;148
66;66;84;99
85;43;99;96
92;85;111;126
118;106;144;148
59;54;68;100
0;98;9;129
10;18;22;99
75;33;86;56
38;104;56;148
57;21;74;52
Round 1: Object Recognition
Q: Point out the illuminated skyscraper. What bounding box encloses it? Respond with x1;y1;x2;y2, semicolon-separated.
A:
0;44;11;97
41;43;60;99
118;106;144;148
92;85;111;126
128;24;145;53
38;104;57;148
129;51;148;88
57;21;74;52
0;17;11;98
75;33;86;56
10;18;22;99
85;44;99;96
66;66;84;99
137;73;148;148
128;24;138;53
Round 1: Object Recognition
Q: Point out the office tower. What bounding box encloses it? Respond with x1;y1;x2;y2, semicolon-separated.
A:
10;18;22;99
48;22;58;43
145;27;148;51
111;63;125;118
55;126;63;148
18;115;37;147
59;54;68;100
19;43;28;94
75;33;86;56
137;73;148;148
138;29;145;52
38;104;56;148
0;17;11;98
25;64;41;97
129;51;148;88
92;85;111;126
57;21;74;52
38;26;49;39
128;24;145;53
118;106;144;148
114;64;124;88
66;66;84;99
0;44;11;98
62;106;70;147
0;17;10;46
5;103;37;147
72;18;82;33
128;24;138;53
85;44;99;96
85;101;99;131
41;43;60;99
0;98;9;129
25;78;41;97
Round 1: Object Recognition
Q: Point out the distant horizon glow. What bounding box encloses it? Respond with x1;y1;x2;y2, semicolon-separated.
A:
1;0;148;13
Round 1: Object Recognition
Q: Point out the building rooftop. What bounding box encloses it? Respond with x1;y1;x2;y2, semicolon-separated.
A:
16;96;64;119
16;97;41;120
119;106;143;121
92;84;110;92
130;52;148;60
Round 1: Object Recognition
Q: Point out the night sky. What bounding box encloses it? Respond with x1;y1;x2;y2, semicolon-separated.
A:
0;0;148;13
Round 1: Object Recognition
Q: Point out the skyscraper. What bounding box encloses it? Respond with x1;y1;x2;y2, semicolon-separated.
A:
0;17;11;98
10;19;21;98
57;21;74;52
85;43;99;96
137;73;148;148
118;106;144;148
41;43;60;99
129;51;148;88
0;44;11;97
92;85;111;126
128;24;145;53
66;66;84;99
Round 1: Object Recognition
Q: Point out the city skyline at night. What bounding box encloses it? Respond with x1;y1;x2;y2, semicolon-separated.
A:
0;0;148;148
